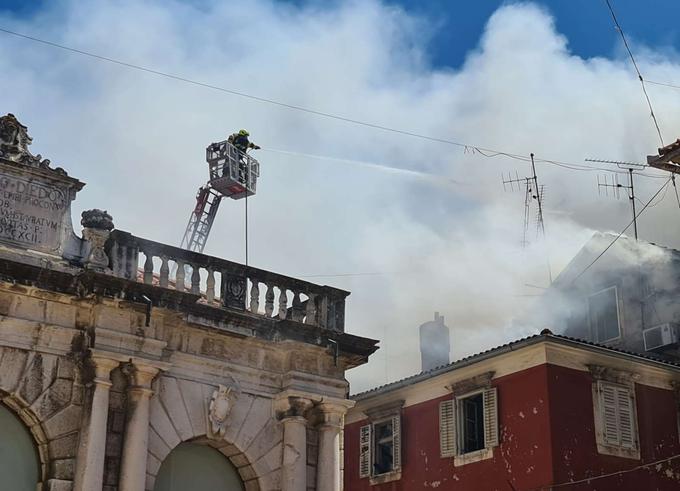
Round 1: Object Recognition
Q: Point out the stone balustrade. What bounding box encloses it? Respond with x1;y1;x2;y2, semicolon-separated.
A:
106;230;347;331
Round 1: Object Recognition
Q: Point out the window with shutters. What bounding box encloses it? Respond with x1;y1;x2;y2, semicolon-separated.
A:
358;414;402;483
592;380;640;459
439;387;499;466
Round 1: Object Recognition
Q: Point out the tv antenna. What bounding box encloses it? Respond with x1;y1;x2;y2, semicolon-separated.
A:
501;154;547;248
596;166;638;241
501;153;552;283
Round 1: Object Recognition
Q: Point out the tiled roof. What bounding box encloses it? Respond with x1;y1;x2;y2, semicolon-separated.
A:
351;331;680;400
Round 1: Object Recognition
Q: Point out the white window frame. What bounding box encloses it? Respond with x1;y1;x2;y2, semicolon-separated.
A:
587;286;622;343
439;387;499;467
359;412;402;485
592;380;640;460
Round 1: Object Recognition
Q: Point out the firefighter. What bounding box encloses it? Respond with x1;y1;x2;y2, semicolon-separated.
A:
227;130;260;183
228;129;260;153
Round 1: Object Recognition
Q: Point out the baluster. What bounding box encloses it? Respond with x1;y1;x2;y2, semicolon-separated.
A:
278;287;288;320
249;280;260;313
265;284;275;317
191;266;201;295
159;256;169;288
143;253;154;284
305;293;317;325
292;292;303;322
176;260;185;292
206;269;216;303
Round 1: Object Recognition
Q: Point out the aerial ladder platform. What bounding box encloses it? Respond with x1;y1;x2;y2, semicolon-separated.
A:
180;140;260;253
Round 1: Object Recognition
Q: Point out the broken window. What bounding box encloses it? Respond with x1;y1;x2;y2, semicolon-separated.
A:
439;387;499;459
460;393;485;454
588;286;620;343
358;415;401;479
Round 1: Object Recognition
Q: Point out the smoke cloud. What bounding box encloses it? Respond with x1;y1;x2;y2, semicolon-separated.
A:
2;1;680;392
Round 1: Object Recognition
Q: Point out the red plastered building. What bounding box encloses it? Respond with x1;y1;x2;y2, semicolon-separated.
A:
343;333;680;490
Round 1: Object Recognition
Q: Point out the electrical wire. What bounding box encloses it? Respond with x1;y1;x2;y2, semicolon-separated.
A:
0;25;665;178
569;177;671;285
604;0;664;146
525;451;680;490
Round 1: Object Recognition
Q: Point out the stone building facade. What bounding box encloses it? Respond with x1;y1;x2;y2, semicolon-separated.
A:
0;114;377;491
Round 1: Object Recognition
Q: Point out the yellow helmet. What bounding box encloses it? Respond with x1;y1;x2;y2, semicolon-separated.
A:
238;129;249;136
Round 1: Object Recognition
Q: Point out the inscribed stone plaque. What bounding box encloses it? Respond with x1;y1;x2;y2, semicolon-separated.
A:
0;113;84;255
0;172;69;251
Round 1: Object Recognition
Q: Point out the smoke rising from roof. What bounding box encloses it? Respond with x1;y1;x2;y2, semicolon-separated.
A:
3;1;680;392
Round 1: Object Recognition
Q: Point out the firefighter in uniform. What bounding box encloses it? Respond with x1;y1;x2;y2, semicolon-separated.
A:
227;130;260;183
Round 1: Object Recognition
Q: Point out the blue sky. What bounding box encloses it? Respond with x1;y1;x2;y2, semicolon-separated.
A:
3;0;680;69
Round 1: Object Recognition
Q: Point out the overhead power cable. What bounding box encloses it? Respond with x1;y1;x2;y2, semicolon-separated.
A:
569;177;671;285
0;26;662;177
525;451;680;490
604;0;664;146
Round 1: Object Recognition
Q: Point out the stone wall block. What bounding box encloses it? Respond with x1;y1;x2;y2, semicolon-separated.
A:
19;352;58;405
221;391;256;444
48;432;79;459
145;473;156;491
176;378;207;437
30;378;74;420
0;347;30;393
50;458;75;480
43;404;81;440
245;418;282;464
94;306;131;331
157;377;194;441
146;451;161;476
233;396;272;451
46;479;74;491
10;295;47;323
149;395;181;451
56;357;76;380
147;427;171;462
237;464;257;481
45;302;77;328
252;443;282;478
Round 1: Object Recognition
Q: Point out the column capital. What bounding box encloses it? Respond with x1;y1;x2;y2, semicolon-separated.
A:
315;399;353;429
123;359;166;389
89;354;120;386
276;395;314;421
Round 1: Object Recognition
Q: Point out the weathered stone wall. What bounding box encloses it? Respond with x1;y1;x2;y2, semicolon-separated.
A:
0;279;354;491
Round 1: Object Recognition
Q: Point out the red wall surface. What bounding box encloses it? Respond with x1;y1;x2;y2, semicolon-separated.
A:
345;363;680;491
547;364;680;490
345;364;555;491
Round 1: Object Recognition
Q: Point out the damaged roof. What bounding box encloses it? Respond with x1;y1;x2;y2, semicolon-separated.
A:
352;331;680;400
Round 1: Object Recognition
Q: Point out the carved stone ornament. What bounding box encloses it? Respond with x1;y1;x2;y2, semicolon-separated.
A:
208;384;234;439
81;209;113;270
0;113;52;168
81;209;114;231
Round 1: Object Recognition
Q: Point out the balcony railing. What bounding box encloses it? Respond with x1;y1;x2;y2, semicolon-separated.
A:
106;230;347;331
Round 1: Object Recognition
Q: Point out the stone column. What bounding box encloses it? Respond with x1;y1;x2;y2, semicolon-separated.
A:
280;397;313;491
119;362;159;491
73;356;119;491
316;403;351;491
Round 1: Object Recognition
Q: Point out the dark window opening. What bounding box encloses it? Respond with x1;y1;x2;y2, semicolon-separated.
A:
460;393;485;454
588;287;620;342
373;420;394;475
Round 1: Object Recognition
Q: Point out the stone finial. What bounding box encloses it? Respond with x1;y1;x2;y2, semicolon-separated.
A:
0;113;51;168
81;209;114;271
81;209;114;231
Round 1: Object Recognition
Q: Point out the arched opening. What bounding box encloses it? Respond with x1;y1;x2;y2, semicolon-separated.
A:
154;442;245;491
0;402;40;491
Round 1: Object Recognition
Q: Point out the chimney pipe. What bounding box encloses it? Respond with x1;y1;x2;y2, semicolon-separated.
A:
419;311;450;372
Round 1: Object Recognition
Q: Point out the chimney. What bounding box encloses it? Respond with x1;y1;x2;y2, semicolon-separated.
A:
419;311;450;372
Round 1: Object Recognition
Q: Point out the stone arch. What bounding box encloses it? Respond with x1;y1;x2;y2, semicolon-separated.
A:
146;375;284;490
0;346;84;487
0;393;49;487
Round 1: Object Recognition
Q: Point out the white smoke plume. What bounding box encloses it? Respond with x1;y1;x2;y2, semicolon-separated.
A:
2;1;680;392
